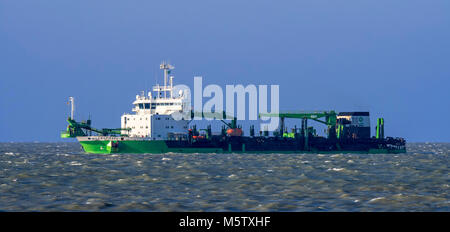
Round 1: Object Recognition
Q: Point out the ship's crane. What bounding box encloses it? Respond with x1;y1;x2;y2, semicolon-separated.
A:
259;111;338;150
190;111;242;137
61;97;131;138
61;117;131;138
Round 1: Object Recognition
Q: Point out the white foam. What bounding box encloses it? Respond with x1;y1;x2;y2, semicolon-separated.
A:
328;168;345;172
369;197;385;203
68;161;82;166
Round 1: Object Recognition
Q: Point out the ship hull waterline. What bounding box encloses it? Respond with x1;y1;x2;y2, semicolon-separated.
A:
78;139;406;154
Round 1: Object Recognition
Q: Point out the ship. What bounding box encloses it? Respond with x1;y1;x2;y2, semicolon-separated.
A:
61;62;406;154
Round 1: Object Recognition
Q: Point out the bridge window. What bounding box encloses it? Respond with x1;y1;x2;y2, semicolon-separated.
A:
145;103;150;109
138;104;144;109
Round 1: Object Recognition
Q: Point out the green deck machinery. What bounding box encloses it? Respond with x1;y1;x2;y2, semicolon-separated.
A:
60;117;131;138
259;111;338;150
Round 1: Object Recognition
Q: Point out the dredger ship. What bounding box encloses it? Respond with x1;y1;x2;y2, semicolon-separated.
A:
61;62;406;154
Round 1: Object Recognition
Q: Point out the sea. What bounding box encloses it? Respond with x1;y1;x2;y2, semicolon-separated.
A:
0;142;448;211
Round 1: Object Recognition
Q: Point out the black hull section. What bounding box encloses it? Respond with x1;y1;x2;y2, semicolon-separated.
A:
164;135;406;153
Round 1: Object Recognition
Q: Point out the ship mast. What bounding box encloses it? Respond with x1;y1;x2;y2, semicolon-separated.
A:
69;96;75;119
159;62;174;98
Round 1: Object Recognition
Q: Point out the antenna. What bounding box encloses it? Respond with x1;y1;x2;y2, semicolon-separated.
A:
69;96;75;119
170;76;174;98
160;61;175;99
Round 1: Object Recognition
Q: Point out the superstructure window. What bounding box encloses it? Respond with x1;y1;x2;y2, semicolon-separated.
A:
138;104;144;109
145;103;150;109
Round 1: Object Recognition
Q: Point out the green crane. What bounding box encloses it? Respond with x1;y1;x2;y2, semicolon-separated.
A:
61;117;131;138
61;97;130;138
259;111;338;150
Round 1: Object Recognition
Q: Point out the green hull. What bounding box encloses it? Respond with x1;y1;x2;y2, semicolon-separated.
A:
78;139;406;154
79;140;224;154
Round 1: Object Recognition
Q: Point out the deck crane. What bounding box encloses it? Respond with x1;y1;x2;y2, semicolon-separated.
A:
259;111;338;150
60;97;131;138
190;111;242;137
61;117;131;138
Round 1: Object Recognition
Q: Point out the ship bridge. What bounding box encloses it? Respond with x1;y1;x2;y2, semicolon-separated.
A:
121;62;190;139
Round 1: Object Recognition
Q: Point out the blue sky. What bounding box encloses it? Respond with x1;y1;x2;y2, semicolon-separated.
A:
0;0;449;142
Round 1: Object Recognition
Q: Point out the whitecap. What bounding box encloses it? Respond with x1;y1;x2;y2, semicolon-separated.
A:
68;161;82;166
369;197;385;203
162;157;171;161
328;168;345;172
56;153;70;157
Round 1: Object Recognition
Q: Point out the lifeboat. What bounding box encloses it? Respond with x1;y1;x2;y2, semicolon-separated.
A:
226;128;243;136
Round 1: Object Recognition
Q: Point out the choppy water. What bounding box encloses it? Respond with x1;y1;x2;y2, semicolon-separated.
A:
0;142;448;211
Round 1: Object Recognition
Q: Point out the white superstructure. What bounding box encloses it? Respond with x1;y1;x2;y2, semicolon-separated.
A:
121;62;190;139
